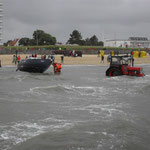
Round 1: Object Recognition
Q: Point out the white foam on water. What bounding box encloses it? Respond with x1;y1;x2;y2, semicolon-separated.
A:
14;75;28;82
104;76;122;82
27;83;139;101
72;86;109;97
27;84;109;99
30;84;70;92
145;74;150;77
0;118;74;150
80;76;100;82
72;103;128;120
29;86;48;96
1;133;9;140
102;132;107;136
0;74;28;82
23;83;136;102
29;84;72;97
85;131;95;135
103;75;150;96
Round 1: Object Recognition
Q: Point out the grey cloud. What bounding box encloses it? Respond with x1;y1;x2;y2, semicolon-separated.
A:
3;0;150;43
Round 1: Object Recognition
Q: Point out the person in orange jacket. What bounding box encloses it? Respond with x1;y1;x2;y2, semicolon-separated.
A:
53;63;62;73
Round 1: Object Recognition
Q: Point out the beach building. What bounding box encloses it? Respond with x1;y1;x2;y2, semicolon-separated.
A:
104;37;150;48
8;39;20;46
0;1;3;45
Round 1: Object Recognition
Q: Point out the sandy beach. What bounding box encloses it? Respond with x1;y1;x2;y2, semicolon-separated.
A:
0;54;150;66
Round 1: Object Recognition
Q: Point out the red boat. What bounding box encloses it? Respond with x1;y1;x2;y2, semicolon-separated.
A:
106;55;145;77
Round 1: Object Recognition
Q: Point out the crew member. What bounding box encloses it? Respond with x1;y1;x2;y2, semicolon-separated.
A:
53;63;62;73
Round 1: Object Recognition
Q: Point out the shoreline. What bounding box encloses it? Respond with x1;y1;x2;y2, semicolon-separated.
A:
0;54;150;66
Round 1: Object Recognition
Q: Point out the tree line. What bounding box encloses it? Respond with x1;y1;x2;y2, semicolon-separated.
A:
4;29;104;46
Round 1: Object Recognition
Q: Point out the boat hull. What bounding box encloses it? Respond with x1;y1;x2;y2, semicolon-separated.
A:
17;59;52;73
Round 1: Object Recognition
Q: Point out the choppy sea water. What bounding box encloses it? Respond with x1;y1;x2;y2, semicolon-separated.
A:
0;65;150;150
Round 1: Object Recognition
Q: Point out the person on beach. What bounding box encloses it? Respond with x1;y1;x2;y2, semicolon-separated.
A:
101;55;104;63
61;55;64;63
131;51;134;56
107;55;111;62
17;55;21;63
116;51;119;56
139;51;141;58
132;57;134;67
72;50;75;57
15;55;17;64
97;51;100;57
12;55;16;63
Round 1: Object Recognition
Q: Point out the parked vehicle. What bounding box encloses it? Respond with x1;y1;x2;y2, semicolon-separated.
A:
52;50;82;57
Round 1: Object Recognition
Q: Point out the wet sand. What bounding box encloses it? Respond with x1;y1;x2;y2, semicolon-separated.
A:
0;54;150;66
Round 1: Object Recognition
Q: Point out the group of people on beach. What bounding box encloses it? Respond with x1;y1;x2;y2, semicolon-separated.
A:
12;55;21;64
98;50;119;64
99;50;135;64
12;54;57;64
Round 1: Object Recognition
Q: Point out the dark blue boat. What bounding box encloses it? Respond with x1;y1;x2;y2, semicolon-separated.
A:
17;58;52;73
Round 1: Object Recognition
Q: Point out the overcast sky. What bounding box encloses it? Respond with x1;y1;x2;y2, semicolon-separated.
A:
2;0;150;43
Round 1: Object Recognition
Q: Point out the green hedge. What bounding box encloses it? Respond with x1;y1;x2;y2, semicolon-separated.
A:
0;45;147;51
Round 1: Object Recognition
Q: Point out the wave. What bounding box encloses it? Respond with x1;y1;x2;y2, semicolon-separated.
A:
30;85;72;94
103;74;150;95
0;117;73;150
139;84;150;95
0;75;28;82
72;103;128;119
0;72;54;82
28;83;136;98
29;85;110;98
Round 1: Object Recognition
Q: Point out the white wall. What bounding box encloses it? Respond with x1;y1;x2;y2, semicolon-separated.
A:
104;40;130;48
